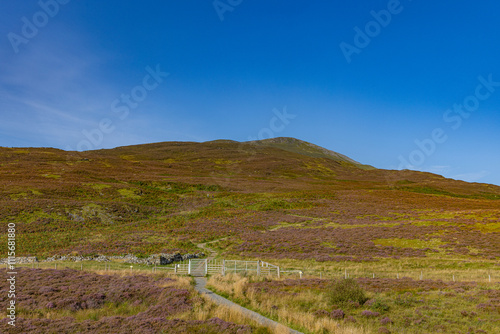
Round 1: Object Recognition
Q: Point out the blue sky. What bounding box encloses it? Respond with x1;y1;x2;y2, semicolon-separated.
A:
1;0;499;186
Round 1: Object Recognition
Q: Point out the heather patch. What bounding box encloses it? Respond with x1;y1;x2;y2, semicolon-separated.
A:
0;268;253;333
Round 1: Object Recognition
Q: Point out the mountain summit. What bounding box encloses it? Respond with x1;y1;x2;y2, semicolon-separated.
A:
247;137;373;169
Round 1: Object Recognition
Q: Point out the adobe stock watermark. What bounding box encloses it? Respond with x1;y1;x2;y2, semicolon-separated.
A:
398;74;500;170
247;107;296;141
7;0;71;54
213;0;242;21
66;64;169;152
211;106;296;187
6;223;17;327
339;0;412;64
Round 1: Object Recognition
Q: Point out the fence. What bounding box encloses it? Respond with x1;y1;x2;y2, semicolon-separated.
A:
292;268;498;283
152;259;284;278
8;261;498;283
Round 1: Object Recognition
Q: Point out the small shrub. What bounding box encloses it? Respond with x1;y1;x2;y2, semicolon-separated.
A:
476;303;494;311
313;309;330;318
331;309;345;319
361;310;380;318
380;317;392;325
328;278;368;307
379;327;391;334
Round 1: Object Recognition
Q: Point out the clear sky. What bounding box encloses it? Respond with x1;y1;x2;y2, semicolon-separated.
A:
1;0;499;186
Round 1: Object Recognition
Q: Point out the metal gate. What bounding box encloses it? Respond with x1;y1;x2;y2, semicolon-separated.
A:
178;259;281;277
188;259;207;276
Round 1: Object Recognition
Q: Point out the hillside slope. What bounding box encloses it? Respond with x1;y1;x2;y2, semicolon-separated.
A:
0;138;499;260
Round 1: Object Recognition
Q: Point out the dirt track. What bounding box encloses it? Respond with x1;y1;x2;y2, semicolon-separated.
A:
194;277;303;334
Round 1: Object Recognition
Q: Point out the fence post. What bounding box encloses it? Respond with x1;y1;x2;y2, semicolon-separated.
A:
299;271;303;279
222;260;225;275
188;260;191;275
257;261;260;276
345;269;347;279
204;259;208;276
277;266;280;279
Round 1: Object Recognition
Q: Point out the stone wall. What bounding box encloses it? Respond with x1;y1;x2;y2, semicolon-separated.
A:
0;252;205;265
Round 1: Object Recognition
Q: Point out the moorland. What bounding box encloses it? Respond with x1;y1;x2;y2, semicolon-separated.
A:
1;137;499;333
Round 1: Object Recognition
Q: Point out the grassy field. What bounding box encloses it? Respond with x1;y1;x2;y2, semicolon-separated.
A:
207;273;500;334
1;139;499;332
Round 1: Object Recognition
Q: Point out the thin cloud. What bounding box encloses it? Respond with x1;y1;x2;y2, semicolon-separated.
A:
0;27;121;148
427;165;451;175
452;171;491;183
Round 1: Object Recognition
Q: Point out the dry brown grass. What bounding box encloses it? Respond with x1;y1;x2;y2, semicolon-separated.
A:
197;294;312;334
209;273;500;334
208;274;369;334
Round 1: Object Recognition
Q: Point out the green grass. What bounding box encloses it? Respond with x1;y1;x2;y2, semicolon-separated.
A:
401;186;500;200
42;173;61;179
118;188;142;199
84;183;112;190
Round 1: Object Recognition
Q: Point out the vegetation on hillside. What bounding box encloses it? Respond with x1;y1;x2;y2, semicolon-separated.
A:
1;138;499;333
1;139;499;260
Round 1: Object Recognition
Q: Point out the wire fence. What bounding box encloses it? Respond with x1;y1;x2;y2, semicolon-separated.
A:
9;261;498;283
292;268;498;283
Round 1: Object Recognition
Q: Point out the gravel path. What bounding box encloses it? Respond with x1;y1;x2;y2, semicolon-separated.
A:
194;277;303;334
195;239;303;333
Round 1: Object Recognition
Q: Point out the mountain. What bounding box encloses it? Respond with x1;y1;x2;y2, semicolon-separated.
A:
1;138;499;259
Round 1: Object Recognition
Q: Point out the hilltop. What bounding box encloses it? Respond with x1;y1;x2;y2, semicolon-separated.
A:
246;137;374;169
